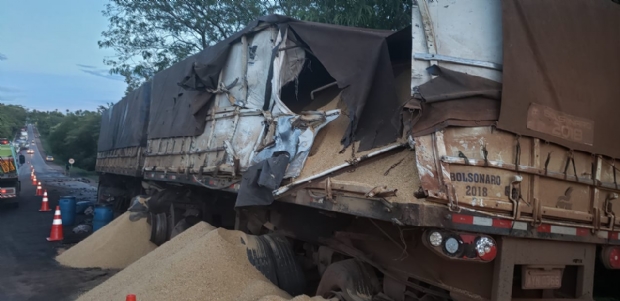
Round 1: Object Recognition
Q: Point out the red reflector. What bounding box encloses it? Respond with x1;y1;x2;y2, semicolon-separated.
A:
608;248;620;269
0;189;5;193
492;219;513;229
452;214;474;224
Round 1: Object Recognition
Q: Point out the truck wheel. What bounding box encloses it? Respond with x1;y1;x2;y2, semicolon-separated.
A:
244;234;279;286
316;259;380;301
263;234;306;296
149;212;168;246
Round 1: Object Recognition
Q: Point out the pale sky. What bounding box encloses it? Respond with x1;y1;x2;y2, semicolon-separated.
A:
0;0;127;112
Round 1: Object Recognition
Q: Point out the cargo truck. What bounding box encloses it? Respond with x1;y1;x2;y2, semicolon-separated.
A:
96;1;620;300
0;138;25;207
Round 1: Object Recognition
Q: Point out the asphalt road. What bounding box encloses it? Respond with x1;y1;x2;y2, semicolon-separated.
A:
0;125;112;301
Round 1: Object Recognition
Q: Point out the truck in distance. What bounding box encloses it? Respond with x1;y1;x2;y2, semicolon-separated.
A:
0;138;25;207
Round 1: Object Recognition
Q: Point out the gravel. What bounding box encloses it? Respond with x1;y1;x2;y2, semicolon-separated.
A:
56;212;156;269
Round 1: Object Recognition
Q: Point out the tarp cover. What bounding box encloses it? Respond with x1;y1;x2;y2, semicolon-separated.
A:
150;15;410;152
410;65;501;137
499;0;620;158
97;81;151;152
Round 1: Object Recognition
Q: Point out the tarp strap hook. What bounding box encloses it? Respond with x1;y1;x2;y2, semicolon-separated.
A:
544;152;552;176
514;136;521;171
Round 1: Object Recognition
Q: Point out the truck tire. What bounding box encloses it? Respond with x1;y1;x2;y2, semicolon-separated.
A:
316;259;380;301
263;234;306;296
244;234;279;287
149;212;168;246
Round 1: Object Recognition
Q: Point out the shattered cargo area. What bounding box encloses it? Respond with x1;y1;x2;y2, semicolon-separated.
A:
169;15;411;151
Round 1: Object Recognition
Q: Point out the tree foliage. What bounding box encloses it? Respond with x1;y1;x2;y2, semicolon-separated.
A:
29;105;111;171
99;0;412;92
0;104;27;138
99;0;274;92
278;0;411;30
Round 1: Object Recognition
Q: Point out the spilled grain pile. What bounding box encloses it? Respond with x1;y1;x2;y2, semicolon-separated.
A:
77;222;296;301
259;296;333;301
56;212;156;269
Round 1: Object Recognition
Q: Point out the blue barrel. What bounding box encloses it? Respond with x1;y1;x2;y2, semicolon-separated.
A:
76;201;96;215
93;205;114;232
59;196;77;226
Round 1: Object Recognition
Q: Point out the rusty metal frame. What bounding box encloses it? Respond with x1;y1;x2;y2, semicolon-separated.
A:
491;237;595;300
415;127;620;234
96;146;144;177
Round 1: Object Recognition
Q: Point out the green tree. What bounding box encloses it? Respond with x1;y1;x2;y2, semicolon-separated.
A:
99;0;411;92
28;108;107;171
28;110;64;136
46;111;102;171
0;104;27;138
278;0;411;30
99;0;274;92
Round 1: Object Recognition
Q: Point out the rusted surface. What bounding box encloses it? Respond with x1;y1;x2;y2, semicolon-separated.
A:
491;237;595;300
414;126;620;238
527;103;595;146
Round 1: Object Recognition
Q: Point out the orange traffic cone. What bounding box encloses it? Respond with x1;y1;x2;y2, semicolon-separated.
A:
30;171;34;180
32;176;37;186
39;190;51;212
36;182;43;196
126;294;137;301
46;206;63;242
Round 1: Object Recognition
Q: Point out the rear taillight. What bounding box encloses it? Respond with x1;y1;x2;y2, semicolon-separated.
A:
0;189;5;194
474;236;497;261
601;246;620;269
424;230;497;262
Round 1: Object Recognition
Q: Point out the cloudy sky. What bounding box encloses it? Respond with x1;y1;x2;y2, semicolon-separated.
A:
0;0;127;112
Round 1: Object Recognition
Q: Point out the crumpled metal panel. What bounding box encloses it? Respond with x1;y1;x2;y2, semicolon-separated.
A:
285;111;340;178
253;115;301;164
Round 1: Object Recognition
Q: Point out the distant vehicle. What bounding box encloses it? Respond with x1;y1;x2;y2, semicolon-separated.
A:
0;138;25;207
45;155;54;161
27;149;34;154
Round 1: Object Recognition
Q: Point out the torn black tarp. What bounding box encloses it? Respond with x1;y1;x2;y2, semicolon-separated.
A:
155;15;410;151
235;152;290;208
499;0;620;158
97;81;151;152
408;65;501;137
284;21;410;151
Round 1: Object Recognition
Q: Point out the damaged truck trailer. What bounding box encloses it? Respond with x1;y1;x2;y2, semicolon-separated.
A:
95;1;620;300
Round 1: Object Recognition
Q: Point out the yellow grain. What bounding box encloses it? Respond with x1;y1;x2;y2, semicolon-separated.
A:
56;212;156;269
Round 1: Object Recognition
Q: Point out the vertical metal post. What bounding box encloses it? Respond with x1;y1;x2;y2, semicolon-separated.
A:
491;237;516;300
575;245;595;298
